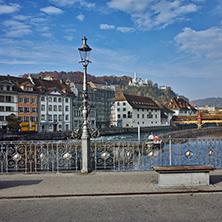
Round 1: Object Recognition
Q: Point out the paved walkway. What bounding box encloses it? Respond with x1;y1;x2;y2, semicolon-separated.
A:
1;170;222;199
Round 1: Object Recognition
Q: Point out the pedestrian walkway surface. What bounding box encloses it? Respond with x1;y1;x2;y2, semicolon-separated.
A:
1;170;222;199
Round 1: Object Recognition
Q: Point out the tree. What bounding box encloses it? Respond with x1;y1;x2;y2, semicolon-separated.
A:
6;114;20;132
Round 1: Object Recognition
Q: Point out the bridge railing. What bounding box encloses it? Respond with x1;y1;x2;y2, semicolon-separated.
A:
0;137;221;174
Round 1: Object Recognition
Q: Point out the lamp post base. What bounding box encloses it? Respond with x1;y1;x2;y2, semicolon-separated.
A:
81;136;91;173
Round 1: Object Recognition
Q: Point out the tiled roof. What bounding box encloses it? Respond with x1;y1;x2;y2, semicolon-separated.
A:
116;93;160;110
165;97;197;111
0;75;74;96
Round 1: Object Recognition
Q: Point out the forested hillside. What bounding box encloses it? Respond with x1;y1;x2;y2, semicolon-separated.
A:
22;71;177;104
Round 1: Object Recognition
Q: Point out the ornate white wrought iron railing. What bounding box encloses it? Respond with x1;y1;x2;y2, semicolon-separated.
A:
0;137;221;174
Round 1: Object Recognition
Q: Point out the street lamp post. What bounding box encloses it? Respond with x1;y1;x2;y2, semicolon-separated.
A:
78;36;92;173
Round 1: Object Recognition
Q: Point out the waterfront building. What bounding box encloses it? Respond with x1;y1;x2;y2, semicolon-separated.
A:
165;97;198;116
0;75;74;133
67;81;115;129
27;75;74;132
111;93;161;128
0;75;18;132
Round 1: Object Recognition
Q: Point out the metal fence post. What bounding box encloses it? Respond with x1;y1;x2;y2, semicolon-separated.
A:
169;135;172;166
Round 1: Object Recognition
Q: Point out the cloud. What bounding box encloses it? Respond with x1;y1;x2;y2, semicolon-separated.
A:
49;0;95;8
108;0;201;30
0;3;20;15
174;27;222;59
13;15;31;21
116;27;135;33
76;14;84;21
40;6;63;14
100;24;115;30
2;20;32;37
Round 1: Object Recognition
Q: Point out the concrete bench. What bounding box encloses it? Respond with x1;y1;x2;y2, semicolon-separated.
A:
153;165;216;188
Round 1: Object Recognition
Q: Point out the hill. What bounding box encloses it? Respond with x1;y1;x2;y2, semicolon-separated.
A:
192;97;222;107
22;71;177;104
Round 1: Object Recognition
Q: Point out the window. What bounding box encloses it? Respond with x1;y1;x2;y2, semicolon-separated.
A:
59;115;62;121
24;116;29;122
147;113;152;118
65;98;68;103
58;124;62;129
66;124;69;131
0;96;4;102
19;97;24;103
0;85;3;90
41;115;45;120
24;98;30;103
65;115;69;120
31;98;36;103
54;105;57;111
117;102;120;106
142;114;144;118
58;98;62;102
19;107;24;113
123;108;126;111
24;107;30;113
49;105;52;111
6;96;12;102
123;102;126;106
53;97;57;102
48;97;52;102
59;105;62;111
48;115;52;121
30;117;36;122
65;106;69;111
54;115;57;121
7;86;10;91
41;105;45;111
6;106;11;111
0;106;4;111
123;114;126;118
155;114;157;118
117;108;120;111
0;116;4;121
117;114;121;118
137;114;139;118
41;96;45;102
31;107;36;113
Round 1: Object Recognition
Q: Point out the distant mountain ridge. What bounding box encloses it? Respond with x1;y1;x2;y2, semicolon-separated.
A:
192;97;222;107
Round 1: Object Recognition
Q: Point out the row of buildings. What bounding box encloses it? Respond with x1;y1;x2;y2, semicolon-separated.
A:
0;74;198;133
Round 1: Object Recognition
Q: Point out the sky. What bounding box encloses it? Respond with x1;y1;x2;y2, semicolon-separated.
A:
0;0;222;101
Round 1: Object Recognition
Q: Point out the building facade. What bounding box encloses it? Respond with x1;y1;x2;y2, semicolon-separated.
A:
111;93;162;128
68;81;115;129
164;97;198;116
0;76;18;132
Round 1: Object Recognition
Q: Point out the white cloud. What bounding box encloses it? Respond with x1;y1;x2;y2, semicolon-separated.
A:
108;0;201;30
13;15;31;21
116;27;135;33
0;3;20;15
100;24;115;30
174;27;222;59
76;14;84;21
40;6;63;14
2;20;32;37
49;0;95;8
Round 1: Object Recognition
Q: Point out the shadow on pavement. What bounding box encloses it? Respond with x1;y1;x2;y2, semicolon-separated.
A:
0;180;42;190
210;175;222;185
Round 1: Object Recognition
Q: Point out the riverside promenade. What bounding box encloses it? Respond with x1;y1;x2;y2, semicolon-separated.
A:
1;170;222;221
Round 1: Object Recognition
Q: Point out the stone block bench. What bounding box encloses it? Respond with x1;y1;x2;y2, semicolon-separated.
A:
153;165;216;188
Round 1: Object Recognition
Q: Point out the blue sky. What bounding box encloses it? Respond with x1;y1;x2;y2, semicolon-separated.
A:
0;0;222;101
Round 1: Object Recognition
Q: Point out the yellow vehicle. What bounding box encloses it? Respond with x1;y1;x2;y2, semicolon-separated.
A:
20;122;36;132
